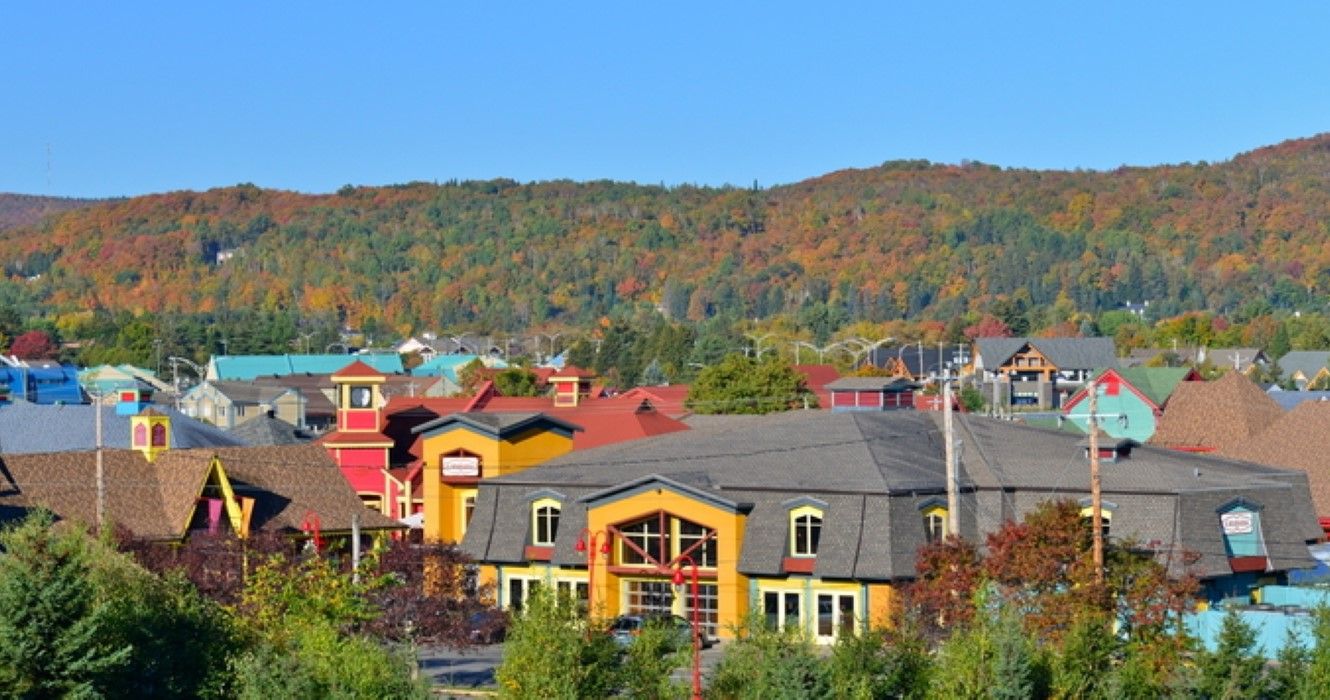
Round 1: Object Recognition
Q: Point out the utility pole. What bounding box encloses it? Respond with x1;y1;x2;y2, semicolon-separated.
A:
943;376;959;536
1088;380;1105;586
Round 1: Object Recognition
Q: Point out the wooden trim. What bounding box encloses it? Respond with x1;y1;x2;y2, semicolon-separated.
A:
524;545;554;561
1228;556;1268;573
782;557;816;574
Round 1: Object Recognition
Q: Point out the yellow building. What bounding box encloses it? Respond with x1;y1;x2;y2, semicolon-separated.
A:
415;412;581;543
459;408;1325;642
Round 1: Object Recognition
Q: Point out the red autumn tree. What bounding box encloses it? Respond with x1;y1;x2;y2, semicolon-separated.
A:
963;315;1013;340
8;329;57;359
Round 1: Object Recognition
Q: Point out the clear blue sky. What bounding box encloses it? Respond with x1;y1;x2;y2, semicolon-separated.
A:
3;3;1329;198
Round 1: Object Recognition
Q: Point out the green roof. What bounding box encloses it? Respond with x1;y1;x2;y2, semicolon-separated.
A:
1093;366;1194;407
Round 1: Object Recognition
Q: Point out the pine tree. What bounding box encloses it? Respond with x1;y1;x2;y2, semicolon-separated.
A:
0;512;132;697
1194;610;1267;699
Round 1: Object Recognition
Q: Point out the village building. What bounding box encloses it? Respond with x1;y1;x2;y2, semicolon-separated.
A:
1060;366;1202;442
971;337;1117;409
1150;372;1285;453
458;410;1321;642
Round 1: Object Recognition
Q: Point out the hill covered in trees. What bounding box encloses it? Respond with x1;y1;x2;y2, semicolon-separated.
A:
5;135;1330;337
0;193;103;232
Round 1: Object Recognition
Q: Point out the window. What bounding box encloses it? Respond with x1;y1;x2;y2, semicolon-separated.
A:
923;509;946;544
348;386;372;408
626;580;675;616
1079;501;1113;540
816;593;857;640
615;513;717;569
464;495;476;526
150;422;168;448
507;577;540;612
532;501;560;547
790;508;822;557
763;590;802;631
556;580;589;612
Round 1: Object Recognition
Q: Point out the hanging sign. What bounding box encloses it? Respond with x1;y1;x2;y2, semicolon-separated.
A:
442;456;480;478
1221;512;1254;535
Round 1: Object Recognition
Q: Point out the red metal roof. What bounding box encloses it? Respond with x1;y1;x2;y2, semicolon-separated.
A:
792;364;839;409
331;359;387;380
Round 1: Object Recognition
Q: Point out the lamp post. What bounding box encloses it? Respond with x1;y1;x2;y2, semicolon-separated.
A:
669;555;703;700
575;529;611;619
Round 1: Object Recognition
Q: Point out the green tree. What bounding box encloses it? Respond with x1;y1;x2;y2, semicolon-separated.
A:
494;367;540;396
707;615;829;699
1051;614;1116;700
825;624;932;699
685;354;814;414
1267;627;1308;699
495;586;621;699
0;512;133;698
619;622;687;700
1193;610;1267;700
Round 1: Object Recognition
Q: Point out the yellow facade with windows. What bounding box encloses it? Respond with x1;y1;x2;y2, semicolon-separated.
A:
421;417;577;543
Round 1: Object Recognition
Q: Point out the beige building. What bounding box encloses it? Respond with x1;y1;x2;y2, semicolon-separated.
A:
180;380;306;430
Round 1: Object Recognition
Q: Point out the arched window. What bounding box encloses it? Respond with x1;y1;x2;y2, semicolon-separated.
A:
1079;499;1114;540
923;509;946;544
150;422;168;448
532;501;560;546
790;508;823;557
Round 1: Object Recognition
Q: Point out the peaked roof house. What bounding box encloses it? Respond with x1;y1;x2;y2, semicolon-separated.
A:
1150;372;1286;453
459;410;1321;642
972;337;1118;409
1060;367;1203;442
1279;351;1330;390
179;380;306;431
1124;347;1268;374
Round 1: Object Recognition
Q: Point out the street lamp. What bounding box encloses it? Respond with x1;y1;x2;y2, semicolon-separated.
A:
575;529;612;620
743;332;776;359
669;555;703;700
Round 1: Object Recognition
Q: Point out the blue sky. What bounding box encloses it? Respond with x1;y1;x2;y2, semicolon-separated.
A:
3;3;1328;198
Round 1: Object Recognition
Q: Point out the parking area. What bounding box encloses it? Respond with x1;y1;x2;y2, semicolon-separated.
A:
418;640;728;694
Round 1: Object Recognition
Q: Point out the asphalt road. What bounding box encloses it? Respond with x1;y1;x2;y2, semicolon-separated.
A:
418;641;728;693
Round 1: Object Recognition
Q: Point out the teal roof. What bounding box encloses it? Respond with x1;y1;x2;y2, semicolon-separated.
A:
211;354;404;381
412;354;508;383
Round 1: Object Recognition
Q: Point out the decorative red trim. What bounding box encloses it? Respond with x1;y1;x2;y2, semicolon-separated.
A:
1228;556;1269;573
782;557;816;574
524;545;554;561
607;565;717;579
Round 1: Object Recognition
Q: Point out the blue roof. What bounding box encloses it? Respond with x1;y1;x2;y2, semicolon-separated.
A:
0;365;85;405
0;400;248;453
412;354;507;383
211;354;405;381
1269;391;1330;411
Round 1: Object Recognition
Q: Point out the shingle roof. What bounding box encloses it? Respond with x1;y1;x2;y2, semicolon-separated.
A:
461;410;1320;581
1268;391;1330;411
196;381;295;405
228;413;311;446
1150;372;1285;451
825;377;916;392
1223;402;1330;515
0;444;397;539
1279;351;1330;383
410;411;583;439
975;337;1117;371
0;401;246;454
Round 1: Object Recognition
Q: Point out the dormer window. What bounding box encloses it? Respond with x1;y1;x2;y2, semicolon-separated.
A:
919;499;949;544
531;499;561;547
1079;498;1114;540
790;507;823;558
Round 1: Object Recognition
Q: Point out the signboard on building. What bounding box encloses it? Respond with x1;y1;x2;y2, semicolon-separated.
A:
442;456;480;478
1221;511;1255;535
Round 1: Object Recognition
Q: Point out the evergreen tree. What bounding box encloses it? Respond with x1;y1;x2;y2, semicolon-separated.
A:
686;354;814;414
0;512;133;697
1267;626;1308;699
494;587;620;699
1052;614;1116;700
1193;610;1267;699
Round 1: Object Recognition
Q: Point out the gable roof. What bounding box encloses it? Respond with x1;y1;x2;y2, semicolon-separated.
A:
0;444;398;539
1149;372;1285;452
1063;367;1199;412
0;400;246;454
1279;351;1330;382
826;376;916;392
227;413;311;446
331;360;387;380
410;411;583;440
189;380;297;405
1222;401;1330;515
975;337;1117;371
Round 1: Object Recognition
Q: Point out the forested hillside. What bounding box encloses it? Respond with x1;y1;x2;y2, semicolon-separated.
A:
0;193;103;232
4;135;1330;336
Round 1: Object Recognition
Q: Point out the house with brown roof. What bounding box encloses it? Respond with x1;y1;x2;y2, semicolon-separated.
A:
1223;401;1330;527
0;410;398;541
1150;372;1285;453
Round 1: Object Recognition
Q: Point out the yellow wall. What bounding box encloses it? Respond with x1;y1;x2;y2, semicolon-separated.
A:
421;424;575;543
584;486;749;636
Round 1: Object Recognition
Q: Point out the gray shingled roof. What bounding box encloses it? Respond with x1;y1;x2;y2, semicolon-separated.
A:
825;377;916;391
975;337;1117;371
0;400;247;454
460;411;1318;581
227;413;311;446
1279;351;1330;383
410;411;583;437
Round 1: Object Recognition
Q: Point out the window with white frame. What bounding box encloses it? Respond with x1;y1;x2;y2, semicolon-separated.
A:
790;507;823;557
531;499;561;547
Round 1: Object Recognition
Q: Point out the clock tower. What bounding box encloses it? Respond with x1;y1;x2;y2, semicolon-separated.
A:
321;360;396;515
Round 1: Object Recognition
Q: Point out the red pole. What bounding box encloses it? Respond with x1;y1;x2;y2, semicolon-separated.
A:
674;555;702;700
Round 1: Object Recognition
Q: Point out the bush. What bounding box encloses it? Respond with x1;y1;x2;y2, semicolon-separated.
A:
707;615;829;699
